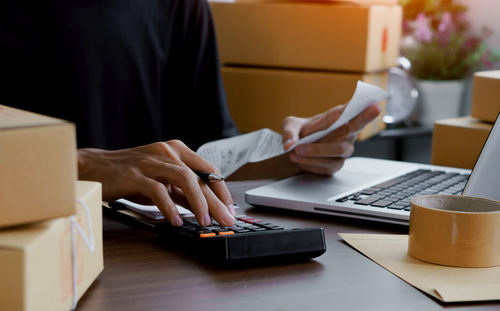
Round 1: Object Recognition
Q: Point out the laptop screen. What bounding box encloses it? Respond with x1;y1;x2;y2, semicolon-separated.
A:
462;113;500;201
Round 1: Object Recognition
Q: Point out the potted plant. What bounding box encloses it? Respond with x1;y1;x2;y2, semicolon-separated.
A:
400;0;499;126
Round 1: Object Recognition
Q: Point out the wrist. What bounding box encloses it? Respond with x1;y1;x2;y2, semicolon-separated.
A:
77;148;106;180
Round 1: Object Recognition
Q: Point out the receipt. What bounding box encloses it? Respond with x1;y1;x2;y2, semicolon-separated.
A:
197;81;390;177
197;128;283;177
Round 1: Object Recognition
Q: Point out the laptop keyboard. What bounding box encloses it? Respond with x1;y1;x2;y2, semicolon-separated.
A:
335;169;470;212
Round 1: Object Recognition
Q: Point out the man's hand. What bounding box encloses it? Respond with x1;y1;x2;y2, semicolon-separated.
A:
281;103;381;175
78;141;235;227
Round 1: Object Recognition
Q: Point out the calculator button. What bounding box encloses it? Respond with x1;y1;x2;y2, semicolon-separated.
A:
199;232;216;238
246;226;264;230
184;218;199;225
181;224;198;231
218;231;234;236
249;228;266;232
202;226;221;232
238;224;254;229
245;219;262;224
238;216;262;224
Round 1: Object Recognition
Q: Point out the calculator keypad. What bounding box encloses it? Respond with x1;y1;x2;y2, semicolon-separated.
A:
182;215;284;238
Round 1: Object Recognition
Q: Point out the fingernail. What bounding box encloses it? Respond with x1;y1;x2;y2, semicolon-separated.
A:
222;211;235;226
228;204;236;216
202;214;212;227
173;215;183;227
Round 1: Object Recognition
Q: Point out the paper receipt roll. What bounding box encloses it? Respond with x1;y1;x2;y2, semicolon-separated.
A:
408;195;500;268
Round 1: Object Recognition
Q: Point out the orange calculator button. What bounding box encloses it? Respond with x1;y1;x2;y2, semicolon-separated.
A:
218;231;234;236
199;232;216;238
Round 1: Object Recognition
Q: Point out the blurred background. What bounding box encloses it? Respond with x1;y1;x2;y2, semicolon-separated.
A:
211;0;500;166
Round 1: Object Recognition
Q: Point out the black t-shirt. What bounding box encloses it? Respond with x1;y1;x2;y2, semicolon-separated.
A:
0;0;238;150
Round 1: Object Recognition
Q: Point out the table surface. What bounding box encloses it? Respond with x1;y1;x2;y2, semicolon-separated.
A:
77;180;500;311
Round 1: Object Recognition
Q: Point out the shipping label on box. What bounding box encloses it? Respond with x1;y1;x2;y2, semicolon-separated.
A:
222;66;388;140
471;70;500;123
210;1;402;72
0;181;103;311
431;117;492;169
0;105;77;228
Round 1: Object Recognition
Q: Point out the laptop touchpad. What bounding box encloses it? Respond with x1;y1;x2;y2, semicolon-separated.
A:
272;170;385;201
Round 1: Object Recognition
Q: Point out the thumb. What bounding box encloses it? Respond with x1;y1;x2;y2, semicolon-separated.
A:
281;116;304;151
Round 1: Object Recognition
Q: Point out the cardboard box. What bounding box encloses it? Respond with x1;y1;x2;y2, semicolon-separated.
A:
0;181;103;311
471;70;500;123
431;117;492;169
0;105;77;228
222;66;388;140
210;1;402;72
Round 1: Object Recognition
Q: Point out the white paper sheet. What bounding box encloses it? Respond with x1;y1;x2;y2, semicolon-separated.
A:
197;128;284;177
197;81;390;177
288;81;390;148
115;199;240;220
116;198;192;220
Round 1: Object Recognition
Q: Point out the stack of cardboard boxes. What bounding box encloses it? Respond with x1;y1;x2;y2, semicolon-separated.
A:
210;0;402;140
432;71;500;169
0;105;103;311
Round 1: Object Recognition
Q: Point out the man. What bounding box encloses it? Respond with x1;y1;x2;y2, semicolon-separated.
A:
0;0;380;228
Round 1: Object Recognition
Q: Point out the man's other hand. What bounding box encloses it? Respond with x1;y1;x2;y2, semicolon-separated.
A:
281;103;381;175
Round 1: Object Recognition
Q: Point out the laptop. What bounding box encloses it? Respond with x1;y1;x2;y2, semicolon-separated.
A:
245;114;500;226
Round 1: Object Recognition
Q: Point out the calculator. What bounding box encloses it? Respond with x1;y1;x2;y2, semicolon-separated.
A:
104;201;326;266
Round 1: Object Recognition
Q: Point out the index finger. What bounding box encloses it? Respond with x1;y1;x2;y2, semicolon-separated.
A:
299;105;345;137
171;141;234;211
346;103;381;134
317;103;381;143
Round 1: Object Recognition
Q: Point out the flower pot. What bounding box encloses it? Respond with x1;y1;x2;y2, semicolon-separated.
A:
412;80;465;127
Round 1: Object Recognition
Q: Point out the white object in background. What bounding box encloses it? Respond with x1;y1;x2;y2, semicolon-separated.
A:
413;80;464;127
384;64;419;125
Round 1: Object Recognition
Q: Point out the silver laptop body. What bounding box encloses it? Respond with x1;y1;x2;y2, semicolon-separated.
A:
246;115;500;226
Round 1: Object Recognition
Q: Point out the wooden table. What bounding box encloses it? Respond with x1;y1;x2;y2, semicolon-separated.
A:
77;180;499;311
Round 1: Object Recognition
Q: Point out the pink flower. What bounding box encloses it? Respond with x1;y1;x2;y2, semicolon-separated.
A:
414;13;433;43
481;50;494;68
402;20;412;35
464;37;480;50
438;12;453;34
437;12;454;45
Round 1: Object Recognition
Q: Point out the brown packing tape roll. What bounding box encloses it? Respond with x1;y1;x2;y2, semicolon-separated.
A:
408;195;500;268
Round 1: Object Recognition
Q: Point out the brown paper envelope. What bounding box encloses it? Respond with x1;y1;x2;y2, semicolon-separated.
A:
339;233;500;302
